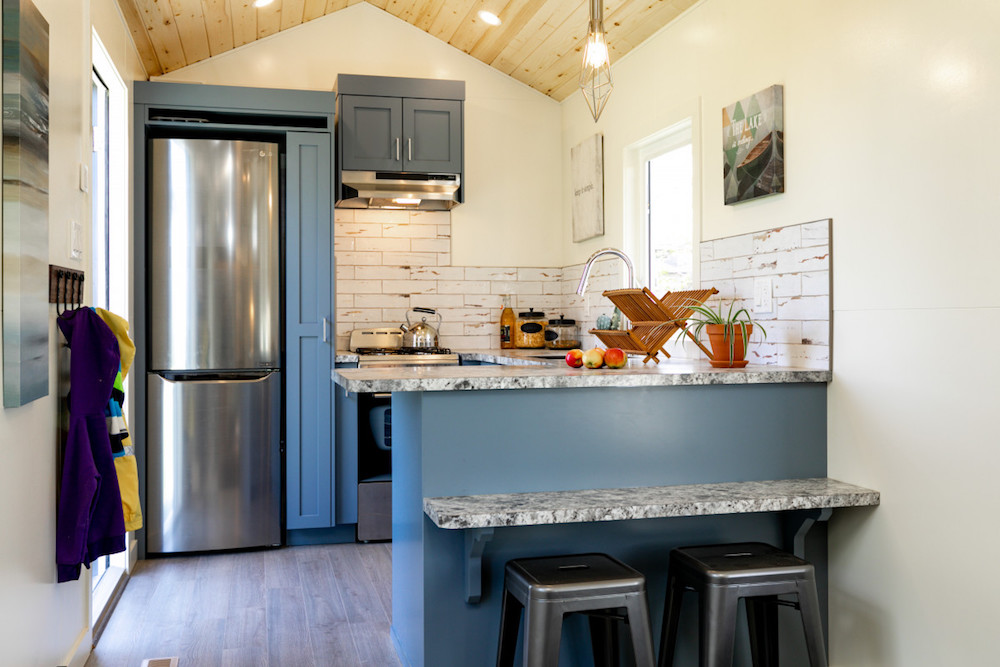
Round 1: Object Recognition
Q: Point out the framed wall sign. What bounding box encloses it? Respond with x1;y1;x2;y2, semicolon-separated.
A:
3;0;50;407
571;134;605;242
723;84;783;205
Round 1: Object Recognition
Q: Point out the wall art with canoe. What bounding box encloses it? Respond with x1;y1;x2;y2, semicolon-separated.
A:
722;84;783;205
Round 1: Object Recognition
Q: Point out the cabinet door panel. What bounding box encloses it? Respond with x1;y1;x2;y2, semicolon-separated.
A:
286;132;335;529
341;95;402;171
403;98;462;173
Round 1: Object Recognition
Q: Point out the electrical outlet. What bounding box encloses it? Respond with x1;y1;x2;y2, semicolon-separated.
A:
753;277;773;313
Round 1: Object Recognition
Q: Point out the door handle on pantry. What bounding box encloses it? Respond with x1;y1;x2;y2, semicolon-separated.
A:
322;317;330;344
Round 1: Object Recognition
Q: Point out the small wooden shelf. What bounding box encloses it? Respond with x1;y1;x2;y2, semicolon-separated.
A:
590;287;718;363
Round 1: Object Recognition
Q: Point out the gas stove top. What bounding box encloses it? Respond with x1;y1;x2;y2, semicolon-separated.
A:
350;328;460;367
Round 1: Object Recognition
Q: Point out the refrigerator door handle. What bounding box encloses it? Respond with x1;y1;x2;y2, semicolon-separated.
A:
158;371;275;382
322;317;331;344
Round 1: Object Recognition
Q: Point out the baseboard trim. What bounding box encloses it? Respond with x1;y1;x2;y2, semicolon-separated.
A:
59;626;92;667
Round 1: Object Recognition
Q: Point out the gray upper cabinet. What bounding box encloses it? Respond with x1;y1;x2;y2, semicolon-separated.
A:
340;95;403;171
403;98;462;173
337;74;464;175
340;94;462;173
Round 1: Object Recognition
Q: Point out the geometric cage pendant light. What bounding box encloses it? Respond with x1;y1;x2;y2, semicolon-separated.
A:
579;0;613;122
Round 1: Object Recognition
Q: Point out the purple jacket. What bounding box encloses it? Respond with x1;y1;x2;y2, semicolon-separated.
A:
56;308;126;582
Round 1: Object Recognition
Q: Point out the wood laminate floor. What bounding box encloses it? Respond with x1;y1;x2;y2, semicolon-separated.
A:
85;543;400;667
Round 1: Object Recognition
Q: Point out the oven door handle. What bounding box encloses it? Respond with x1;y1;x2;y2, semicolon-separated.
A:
373;392;391;398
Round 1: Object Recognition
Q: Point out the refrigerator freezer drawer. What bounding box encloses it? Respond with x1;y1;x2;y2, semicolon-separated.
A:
147;372;281;553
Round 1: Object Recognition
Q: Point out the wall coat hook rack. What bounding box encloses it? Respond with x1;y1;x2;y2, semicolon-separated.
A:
48;265;86;316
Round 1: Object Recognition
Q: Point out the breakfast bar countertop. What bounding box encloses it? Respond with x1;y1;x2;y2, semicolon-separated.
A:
333;348;831;393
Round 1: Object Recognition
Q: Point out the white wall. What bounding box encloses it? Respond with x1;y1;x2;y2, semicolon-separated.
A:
155;3;563;268
0;1;144;664
562;0;1000;664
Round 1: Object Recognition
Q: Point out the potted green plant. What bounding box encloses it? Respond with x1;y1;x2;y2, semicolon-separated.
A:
679;300;767;368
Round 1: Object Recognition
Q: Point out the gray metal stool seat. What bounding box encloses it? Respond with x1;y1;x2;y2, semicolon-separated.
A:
658;542;827;667
497;553;656;667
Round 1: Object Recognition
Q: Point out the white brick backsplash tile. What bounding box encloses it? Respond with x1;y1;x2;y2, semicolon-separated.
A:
382;308;410;323
732;277;754;300
355;209;409;224
753;225;802;254
437;253;451;266
441;334;490;349
382;223;439;239
437;224;451;238
337;251;382;266
336;294;354;307
411;266;465;280
333;209;355;223
512;281;543;295
801;321;831;346
335;322;354;336
772;274;802;297
801;271;830;296
712;234;754;259
356;237;411;252
413;294;465;308
337;279;382;294
337;308;383;323
438;322;464;335
700;242;715;262
408;211;450;226
382;279;436;294
800;219;830;246
490;281;518;295
702;278;735;300
463;322;496;336
356;265;410;280
355;293;410;308
776;295;830;320
335;222;382;237
437;308;491;323
466;267;517;281
757;320;802;345
383;251;438;266
438;280;491;294
336;265;355;280
701;259;734;281
465;294;503;309
732;253;779;278
785;344;830;366
518;268;561;281
334;236;355;251
411;238;450;253
778;247;829;273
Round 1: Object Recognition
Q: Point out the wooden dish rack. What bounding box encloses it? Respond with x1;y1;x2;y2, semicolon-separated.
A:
589;287;719;363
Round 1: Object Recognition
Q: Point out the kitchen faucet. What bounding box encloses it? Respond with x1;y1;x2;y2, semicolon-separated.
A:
576;247;636;295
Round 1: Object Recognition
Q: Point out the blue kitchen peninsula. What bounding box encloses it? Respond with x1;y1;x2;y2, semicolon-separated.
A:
333;355;875;666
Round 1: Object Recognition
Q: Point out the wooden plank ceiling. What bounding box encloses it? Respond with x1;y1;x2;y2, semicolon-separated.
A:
117;0;697;101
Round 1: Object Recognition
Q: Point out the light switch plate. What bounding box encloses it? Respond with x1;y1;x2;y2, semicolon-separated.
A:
753;277;773;313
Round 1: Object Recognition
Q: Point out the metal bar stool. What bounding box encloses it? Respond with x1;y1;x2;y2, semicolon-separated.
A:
658;542;827;667
497;553;656;667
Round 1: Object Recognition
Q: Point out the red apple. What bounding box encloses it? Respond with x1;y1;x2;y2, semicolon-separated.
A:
582;347;605;368
604;348;627;369
564;348;584;368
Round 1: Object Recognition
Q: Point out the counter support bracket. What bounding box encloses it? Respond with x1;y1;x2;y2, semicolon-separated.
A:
791;507;833;559
464;528;495;604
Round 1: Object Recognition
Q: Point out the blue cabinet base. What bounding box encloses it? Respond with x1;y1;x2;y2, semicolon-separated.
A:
286;525;358;546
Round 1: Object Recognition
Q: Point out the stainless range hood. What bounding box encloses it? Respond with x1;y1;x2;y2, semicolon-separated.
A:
337;170;461;210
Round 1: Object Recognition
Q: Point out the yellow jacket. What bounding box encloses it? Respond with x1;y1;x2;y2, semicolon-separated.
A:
95;308;143;532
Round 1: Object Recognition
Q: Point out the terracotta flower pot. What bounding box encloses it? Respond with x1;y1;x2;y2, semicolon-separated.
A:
706;323;752;368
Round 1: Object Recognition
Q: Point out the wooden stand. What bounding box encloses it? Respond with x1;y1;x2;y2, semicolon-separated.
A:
589;287;719;363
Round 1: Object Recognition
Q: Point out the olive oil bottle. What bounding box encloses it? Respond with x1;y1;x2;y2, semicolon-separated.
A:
500;294;515;349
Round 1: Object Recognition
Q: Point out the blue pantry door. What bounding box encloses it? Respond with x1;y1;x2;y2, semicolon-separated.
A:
285;131;335;529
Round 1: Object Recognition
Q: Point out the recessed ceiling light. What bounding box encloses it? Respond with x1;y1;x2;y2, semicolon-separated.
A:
478;10;502;26
254;0;274;7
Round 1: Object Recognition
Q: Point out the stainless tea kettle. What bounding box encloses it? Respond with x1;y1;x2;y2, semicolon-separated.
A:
400;307;441;348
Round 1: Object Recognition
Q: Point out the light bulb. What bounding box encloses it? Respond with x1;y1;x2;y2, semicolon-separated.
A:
478;10;502;26
583;32;609;68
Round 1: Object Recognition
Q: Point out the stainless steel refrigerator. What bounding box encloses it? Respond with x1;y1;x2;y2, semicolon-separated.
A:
146;137;282;554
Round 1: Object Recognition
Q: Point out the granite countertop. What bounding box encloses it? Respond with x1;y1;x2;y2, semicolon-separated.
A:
333;348;831;393
423;478;880;529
